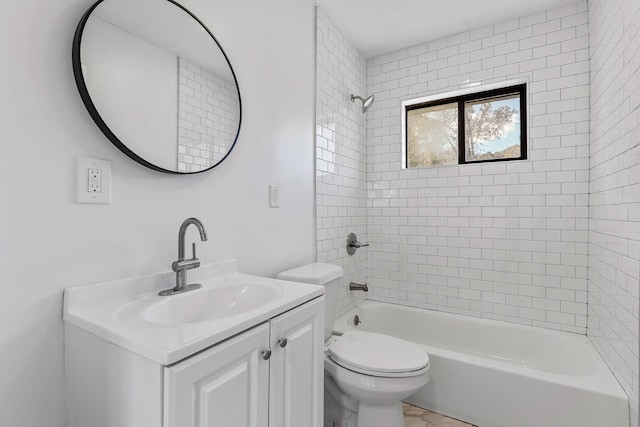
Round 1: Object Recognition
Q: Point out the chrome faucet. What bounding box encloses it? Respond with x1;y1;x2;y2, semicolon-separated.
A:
159;218;208;296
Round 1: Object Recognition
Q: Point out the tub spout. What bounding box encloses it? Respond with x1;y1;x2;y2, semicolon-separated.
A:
349;282;368;292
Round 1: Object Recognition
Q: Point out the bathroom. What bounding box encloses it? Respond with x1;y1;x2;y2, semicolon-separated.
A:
1;0;638;426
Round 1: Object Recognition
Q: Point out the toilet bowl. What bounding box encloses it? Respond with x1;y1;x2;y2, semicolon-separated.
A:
277;263;430;427
325;331;430;427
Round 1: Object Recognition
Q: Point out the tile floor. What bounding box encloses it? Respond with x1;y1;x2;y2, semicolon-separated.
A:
403;403;477;427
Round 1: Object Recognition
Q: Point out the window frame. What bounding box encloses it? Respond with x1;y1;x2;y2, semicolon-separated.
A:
403;83;527;168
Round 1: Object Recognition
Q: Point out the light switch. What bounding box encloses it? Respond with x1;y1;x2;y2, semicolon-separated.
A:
269;185;279;208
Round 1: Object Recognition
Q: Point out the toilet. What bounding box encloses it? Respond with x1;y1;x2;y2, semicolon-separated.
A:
277;263;430;427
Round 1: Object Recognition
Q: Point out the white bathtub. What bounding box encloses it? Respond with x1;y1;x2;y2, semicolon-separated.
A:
333;301;629;427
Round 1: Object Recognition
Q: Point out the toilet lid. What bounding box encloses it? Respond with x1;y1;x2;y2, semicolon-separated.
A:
328;331;429;375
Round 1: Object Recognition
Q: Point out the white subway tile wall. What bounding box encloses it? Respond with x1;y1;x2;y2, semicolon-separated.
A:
588;0;640;424
317;1;639;422
365;2;591;333
316;9;367;316
177;58;240;172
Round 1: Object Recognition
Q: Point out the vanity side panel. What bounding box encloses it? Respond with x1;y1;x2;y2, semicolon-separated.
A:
65;324;163;427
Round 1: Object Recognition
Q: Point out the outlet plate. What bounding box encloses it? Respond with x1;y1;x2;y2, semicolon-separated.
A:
76;157;111;204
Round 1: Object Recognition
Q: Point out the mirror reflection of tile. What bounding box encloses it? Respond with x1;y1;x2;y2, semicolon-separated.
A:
403;403;477;427
177;58;240;172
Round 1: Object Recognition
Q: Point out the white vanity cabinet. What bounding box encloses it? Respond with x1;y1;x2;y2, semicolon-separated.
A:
268;296;324;427
164;296;324;427
163;323;270;427
65;295;324;427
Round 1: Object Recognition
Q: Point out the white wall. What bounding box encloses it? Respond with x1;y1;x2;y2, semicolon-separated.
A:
588;0;640;425
0;0;316;426
365;2;591;332
316;8;368;317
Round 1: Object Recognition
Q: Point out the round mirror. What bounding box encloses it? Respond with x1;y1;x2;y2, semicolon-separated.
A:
73;0;242;174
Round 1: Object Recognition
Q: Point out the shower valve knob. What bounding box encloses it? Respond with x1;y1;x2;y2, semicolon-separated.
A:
346;232;369;255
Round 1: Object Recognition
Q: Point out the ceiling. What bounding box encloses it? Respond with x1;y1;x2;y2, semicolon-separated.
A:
314;0;579;58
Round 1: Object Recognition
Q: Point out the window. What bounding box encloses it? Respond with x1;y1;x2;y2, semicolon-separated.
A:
404;84;527;168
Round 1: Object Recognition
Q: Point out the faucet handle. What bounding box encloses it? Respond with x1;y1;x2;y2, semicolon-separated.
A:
172;258;201;272
346;233;369;255
192;242;197;259
351;242;369;249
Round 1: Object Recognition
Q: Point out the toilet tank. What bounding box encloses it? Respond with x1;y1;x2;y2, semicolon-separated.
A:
277;263;343;341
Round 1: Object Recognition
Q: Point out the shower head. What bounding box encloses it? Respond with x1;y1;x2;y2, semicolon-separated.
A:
350;94;375;113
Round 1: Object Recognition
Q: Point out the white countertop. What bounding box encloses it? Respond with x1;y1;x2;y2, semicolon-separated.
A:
63;260;324;365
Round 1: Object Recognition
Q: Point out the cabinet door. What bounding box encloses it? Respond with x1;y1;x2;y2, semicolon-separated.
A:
269;296;325;427
164;323;270;427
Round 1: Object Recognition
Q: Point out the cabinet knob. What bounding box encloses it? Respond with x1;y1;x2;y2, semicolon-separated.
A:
278;338;288;348
262;349;272;360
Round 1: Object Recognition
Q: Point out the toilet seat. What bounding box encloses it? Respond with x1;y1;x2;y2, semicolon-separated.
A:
327;331;430;378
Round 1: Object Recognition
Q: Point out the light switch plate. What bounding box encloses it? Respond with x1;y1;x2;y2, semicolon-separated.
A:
269;185;279;208
76;157;111;204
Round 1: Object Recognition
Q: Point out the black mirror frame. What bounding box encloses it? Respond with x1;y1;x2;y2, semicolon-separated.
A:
72;0;242;174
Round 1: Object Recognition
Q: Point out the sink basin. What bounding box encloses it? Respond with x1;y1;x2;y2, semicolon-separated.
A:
143;282;283;324
65;259;324;364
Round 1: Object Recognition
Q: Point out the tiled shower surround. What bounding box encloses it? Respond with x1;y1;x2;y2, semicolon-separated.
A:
316;8;368;317
366;2;590;333
177;58;240;172
317;2;639;423
588;0;640;422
